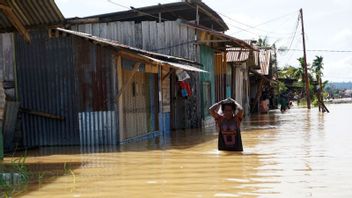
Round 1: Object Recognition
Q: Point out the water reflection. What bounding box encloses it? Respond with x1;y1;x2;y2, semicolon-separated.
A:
2;104;352;197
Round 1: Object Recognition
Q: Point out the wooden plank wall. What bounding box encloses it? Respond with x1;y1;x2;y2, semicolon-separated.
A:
122;69;148;139
72;21;196;60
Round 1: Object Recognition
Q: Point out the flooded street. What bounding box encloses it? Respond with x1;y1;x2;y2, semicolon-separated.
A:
4;104;352;197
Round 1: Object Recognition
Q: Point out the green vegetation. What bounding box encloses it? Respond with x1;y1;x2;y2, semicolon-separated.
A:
277;56;328;107
1;154;76;197
0;155;29;197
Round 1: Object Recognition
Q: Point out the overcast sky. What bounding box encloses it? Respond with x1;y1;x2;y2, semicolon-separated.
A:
56;0;352;82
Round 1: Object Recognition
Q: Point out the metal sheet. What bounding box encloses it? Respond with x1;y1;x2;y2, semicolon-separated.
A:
2;101;19;151
256;50;271;75
56;27;201;67
15;30;79;147
226;48;250;63
73;37;118;146
0;0;64;31
139;54;207;73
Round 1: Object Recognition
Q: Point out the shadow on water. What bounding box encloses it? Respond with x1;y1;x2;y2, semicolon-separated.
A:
1;161;82;197
10;109;291;158
8;127;219;158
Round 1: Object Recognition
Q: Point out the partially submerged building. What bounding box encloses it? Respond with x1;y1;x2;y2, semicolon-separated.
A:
0;0;254;152
227;45;277;114
67;0;254;127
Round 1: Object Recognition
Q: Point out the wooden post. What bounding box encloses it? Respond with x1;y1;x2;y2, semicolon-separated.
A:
300;8;311;109
116;56;124;142
196;5;200;25
251;78;265;113
0;126;3;160
0;4;30;42
158;65;163;133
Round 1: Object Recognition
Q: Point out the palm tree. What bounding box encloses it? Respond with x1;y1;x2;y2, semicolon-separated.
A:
257;36;269;48
296;57;306;81
312;56;324;77
312;56;325;111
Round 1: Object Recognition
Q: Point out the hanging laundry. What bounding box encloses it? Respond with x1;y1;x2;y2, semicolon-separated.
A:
179;81;192;98
184;81;192;96
176;70;191;81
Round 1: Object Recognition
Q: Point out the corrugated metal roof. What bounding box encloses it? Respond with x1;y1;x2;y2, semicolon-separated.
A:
182;22;256;50
140;55;207;73
67;0;229;32
56;28;207;73
226;48;250;63
228;46;272;76
0;0;64;31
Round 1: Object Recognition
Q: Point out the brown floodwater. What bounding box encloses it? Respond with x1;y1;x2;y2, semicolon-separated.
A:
3;103;352;197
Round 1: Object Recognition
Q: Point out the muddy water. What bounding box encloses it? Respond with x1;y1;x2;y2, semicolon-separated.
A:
4;104;352;197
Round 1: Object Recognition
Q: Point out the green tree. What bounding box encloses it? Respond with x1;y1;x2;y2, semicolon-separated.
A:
312;56;326;110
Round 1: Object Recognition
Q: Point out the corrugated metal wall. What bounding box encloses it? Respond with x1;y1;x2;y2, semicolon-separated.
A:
73;37;118;146
14;30;118;147
15;30;79;147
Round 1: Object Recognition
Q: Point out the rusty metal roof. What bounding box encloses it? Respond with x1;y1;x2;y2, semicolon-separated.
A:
183;22;256;50
255;50;271;75
56;28;206;73
227;47;272;76
0;0;64;31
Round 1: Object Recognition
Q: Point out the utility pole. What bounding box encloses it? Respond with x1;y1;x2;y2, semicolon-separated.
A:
300;8;311;109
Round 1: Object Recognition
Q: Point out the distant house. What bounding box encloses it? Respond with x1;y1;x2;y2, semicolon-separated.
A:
227;44;277;114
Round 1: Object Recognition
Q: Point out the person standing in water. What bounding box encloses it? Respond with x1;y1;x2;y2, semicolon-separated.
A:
209;98;244;151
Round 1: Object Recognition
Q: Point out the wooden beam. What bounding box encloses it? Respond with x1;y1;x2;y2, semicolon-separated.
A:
198;40;230;43
251;78;265;113
116;55;125;142
20;108;64;120
117;50;155;65
116;62;141;100
0;4;30;42
162;68;173;81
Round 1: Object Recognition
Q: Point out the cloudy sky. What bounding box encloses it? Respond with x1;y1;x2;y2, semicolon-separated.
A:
56;0;352;82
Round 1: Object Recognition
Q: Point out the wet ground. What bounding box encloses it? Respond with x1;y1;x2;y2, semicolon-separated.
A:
3;103;352;197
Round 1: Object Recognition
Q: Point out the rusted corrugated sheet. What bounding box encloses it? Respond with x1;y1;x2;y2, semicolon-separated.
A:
0;0;64;31
73;37;118;146
255;50;271;75
15;30;79;147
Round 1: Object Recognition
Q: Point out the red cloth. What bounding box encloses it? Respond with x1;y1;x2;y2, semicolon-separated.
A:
179;81;192;97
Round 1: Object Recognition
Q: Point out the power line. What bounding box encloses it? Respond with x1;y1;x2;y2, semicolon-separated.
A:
286;14;300;52
183;2;297;36
217;9;299;35
279;49;352;53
